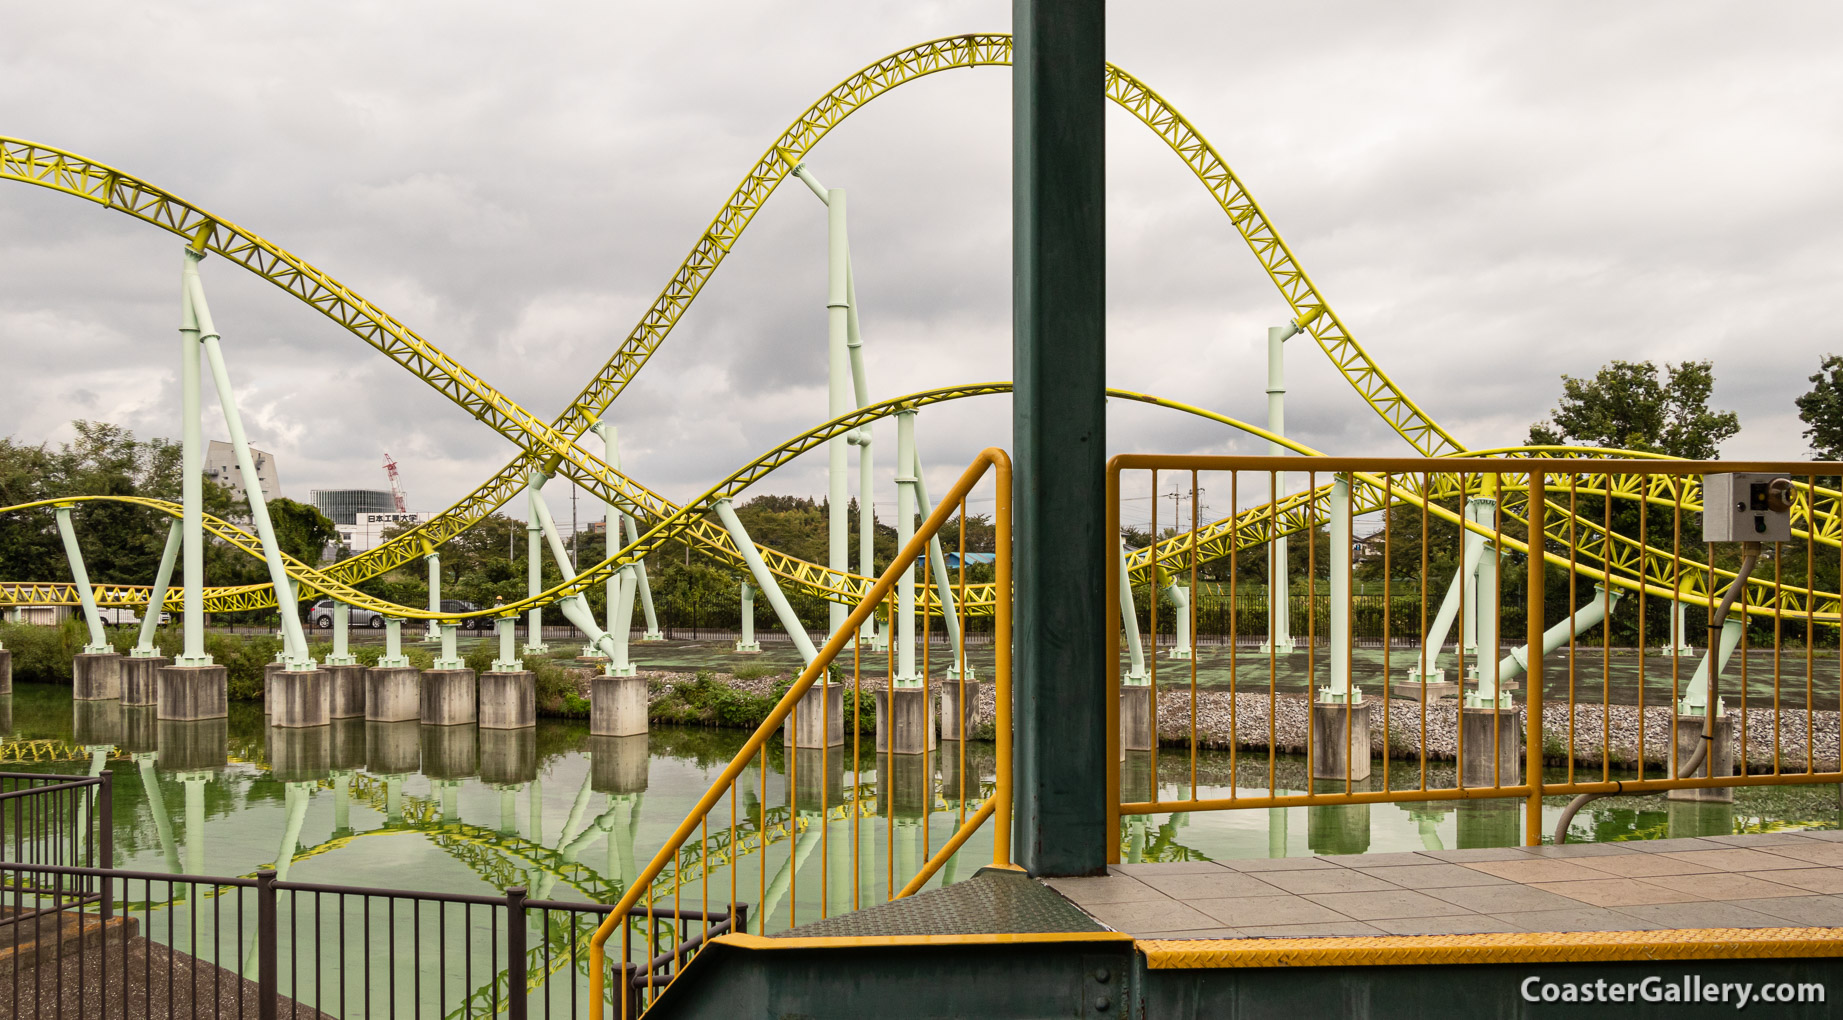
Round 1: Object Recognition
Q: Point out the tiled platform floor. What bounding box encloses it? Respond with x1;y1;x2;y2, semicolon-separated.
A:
1045;832;1843;938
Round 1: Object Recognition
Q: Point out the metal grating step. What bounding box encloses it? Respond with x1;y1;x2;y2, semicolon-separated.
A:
774;868;1105;939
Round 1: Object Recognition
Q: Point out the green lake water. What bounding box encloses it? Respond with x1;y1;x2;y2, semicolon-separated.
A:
1;681;1836;936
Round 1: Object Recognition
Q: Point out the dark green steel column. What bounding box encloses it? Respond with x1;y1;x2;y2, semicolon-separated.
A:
1012;0;1107;876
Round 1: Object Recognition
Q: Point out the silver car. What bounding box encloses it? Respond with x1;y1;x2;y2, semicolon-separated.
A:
309;599;387;630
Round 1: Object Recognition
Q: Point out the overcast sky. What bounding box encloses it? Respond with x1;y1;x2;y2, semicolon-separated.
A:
4;2;1840;536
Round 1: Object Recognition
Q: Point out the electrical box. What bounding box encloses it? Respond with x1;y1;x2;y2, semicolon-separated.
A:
1702;472;1793;543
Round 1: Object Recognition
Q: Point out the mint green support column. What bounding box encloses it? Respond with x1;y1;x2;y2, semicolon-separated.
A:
1318;474;1358;704
133;521;182;657
434;623;462;670
1117;545;1148;685
524;479;549;655
176;251;211;667
425;552;442;641
892;409;920;686
1260;324;1301;656
187;265;312;671
54;507;110;654
714;499;818;665
325;603;355;666
492;615;522;672
379;617;409;667
624;515;663;641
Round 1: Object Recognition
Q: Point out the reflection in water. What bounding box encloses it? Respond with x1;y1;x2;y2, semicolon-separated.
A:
1308;779;1371;857
8;680;1839;956
1456;800;1519;849
1669;798;1735;838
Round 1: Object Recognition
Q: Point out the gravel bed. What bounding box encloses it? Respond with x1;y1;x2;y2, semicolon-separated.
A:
600;667;1839;771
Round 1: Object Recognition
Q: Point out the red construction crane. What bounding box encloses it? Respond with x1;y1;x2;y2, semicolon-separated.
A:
382;452;409;512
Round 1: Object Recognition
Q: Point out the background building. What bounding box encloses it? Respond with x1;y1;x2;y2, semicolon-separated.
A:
204;440;280;502
312;488;395;526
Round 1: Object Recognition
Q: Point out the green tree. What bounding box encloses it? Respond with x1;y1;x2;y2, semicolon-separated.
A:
1795;354;1843;461
1526;359;1739;458
266;498;337;567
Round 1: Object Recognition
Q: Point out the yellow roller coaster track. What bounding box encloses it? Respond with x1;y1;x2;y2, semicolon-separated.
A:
3;34;1839;626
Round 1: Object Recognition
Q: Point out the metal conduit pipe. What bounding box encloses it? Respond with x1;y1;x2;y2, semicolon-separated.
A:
1494;584;1622;683
53;507;109;653
133;520;181;656
1555;546;1761;843
714;498;819;664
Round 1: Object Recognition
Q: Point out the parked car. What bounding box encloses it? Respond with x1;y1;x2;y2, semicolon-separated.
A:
309;599;388;630
440;599;483;630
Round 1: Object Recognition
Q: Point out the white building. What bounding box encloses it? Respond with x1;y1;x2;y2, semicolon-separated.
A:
204;440;281;503
337;511;434;553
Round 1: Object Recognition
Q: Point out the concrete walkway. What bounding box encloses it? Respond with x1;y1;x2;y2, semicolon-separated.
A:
1045;831;1843;938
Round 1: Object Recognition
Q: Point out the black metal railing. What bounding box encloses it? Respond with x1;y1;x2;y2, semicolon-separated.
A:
0;860;740;1018
0;771;112;926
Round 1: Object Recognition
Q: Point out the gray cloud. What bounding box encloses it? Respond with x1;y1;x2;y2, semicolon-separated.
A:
3;0;1839;536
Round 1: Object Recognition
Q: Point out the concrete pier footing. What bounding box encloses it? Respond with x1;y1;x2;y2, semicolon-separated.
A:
271;669;331;728
1309;701;1372;782
591;675;649;737
875;687;936;755
0;649;10;695
1120;685;1152;752
1669;713;1736;803
783;683;844;748
121;656;167;706
478;671;535;730
156;664;228;721
589;734;650;794
73;652;122;701
365;667;421;723
420;669;477;726
939;680;983;741
1459;706;1523;788
262;662;284;715
324;664;366;719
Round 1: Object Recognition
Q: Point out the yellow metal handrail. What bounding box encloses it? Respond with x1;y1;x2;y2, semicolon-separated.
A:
588;448;1011;1017
1107;454;1843;861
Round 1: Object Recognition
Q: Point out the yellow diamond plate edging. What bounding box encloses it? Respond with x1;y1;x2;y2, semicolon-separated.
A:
1138;928;1843;969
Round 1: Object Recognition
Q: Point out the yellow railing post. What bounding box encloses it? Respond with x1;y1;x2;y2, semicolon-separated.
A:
1525;469;1546;845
